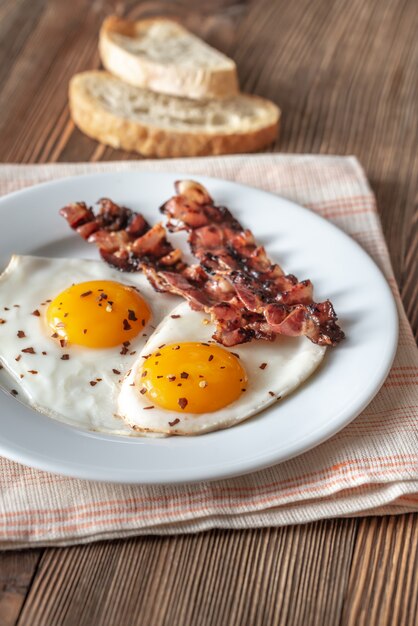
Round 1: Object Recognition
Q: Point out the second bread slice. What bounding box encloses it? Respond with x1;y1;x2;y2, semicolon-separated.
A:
99;16;239;100
69;71;280;158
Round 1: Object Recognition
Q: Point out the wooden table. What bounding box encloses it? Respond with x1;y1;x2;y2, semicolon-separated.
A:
0;1;417;624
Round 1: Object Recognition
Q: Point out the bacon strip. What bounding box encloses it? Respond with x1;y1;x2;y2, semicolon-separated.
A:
60;199;184;274
160;180;344;346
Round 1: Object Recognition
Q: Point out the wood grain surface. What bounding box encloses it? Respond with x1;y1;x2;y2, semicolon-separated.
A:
0;0;417;625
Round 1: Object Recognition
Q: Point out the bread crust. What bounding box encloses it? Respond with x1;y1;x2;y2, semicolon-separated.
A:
99;16;239;100
69;72;280;158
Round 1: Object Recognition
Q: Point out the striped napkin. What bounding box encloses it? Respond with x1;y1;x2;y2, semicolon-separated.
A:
0;155;416;549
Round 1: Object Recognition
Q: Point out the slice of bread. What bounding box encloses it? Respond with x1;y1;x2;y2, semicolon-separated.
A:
69;71;280;158
99;16;239;100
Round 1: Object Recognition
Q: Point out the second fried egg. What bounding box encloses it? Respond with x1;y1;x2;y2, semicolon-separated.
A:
118;301;326;435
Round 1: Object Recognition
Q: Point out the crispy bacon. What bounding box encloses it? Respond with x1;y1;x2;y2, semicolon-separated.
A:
61;184;344;347
60;199;185;274
161;180;344;345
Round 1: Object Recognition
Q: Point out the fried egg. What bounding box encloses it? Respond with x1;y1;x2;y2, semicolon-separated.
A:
0;255;176;435
118;302;326;435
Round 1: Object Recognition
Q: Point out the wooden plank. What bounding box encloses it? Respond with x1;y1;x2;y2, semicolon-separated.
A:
17;521;358;626
0;0;416;624
342;514;418;626
0;550;41;626
0;0;47;89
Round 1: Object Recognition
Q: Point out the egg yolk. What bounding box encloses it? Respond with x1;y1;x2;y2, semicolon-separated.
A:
139;342;247;413
46;280;150;348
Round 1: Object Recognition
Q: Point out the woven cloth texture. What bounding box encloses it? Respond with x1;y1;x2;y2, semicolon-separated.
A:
0;154;416;549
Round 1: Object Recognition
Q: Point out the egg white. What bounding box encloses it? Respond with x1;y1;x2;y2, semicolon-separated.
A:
118;301;327;435
0;255;177;436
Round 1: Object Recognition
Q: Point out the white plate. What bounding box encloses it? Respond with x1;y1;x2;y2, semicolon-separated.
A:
0;172;398;483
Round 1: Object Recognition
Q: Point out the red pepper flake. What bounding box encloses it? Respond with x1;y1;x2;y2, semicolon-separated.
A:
51;332;59;339
96;378;102;382
20;374;24;379
143;406;154;410
32;309;40;317
157;375;163;379
169;418;180;427
168;375;176;382
177;383;182;387
80;291;92;298
64;313;69;318
171;314;181;319
98;293;108;300
155;361;159;365
112;369;120;375
241;388;246;392
45;300;51;303
268;391;275;397
13;304;20;308
178;397;188;410
120;346;129;355
141;319;146;327
155;352;161;357
140;388;147;395
123;341;131;347
4;307;9;311
208;354;214;362
259;363;267;370
129;351;136;356
17;330;26;338
83;329;87;335
10;389;18;396
220;366;226;369
158;344;166;349
59;339;67;348
61;354;70;360
201;342;210;347
172;345;180;350
123;319;132;331
128;309;138;321
231;352;240;359
15;355;21;362
28;370;38;375
22;347;35;354
141;370;147;377
0;319;6;324
42;351;47;355
90;381;97;386
180;372;189;379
